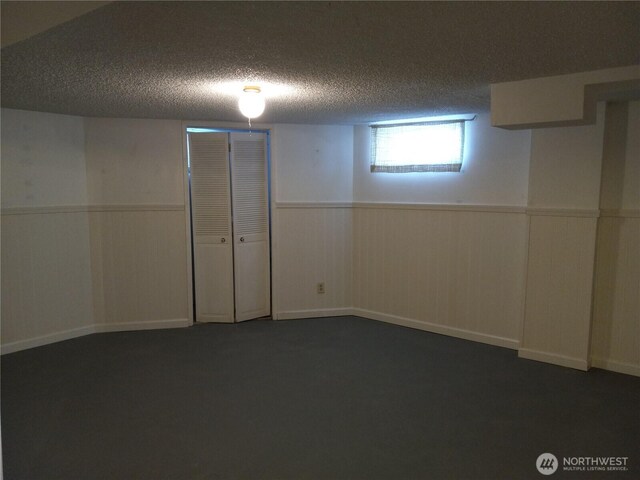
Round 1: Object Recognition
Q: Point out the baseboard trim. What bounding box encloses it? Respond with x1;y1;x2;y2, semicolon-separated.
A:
275;308;355;320
591;357;640;377
352;308;519;350
518;348;589;371
1;318;191;354
94;318;192;333
1;325;97;355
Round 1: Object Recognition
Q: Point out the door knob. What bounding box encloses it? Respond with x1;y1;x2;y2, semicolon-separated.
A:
221;237;226;243
240;237;245;242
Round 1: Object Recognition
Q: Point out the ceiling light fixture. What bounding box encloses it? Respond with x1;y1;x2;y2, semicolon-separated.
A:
238;86;265;125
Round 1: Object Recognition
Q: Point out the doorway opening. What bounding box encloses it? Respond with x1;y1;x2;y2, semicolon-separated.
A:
185;127;272;324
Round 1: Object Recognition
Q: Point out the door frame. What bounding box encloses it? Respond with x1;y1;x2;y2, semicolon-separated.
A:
181;121;276;325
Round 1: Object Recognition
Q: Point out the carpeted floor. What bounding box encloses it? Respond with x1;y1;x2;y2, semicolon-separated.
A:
2;316;639;479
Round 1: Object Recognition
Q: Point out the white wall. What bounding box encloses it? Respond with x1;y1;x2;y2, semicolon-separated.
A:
352;206;527;348
599;102;640;211
275;206;352;318
351;114;531;347
1;109;88;207
527;105;605;210
84;118;189;328
519;105;605;370
621;102;639;209
1;111;190;352
272;124;354;319
85;118;184;205
274;124;353;202
88;208;188;328
590;101;640;376
353;114;531;205
520;215;598;369
1;109;94;350
272;117;534;347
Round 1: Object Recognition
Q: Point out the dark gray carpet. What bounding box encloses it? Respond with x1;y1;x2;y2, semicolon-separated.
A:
2;316;639;480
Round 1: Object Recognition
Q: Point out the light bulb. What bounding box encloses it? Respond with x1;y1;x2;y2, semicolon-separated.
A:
238;86;265;119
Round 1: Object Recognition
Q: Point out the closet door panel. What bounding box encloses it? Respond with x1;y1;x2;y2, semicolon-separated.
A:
234;233;270;321
231;133;271;322
194;240;234;323
189;133;234;323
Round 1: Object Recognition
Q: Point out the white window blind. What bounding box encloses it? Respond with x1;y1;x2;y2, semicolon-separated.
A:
370;120;465;173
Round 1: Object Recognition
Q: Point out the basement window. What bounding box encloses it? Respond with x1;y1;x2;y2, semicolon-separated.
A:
370;119;466;173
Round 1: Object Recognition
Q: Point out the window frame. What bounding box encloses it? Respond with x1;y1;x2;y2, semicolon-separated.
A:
370;119;466;173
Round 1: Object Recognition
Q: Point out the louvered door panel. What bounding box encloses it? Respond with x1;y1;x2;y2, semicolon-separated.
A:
232;139;268;236
231;133;271;322
189;133;234;323
190;134;231;242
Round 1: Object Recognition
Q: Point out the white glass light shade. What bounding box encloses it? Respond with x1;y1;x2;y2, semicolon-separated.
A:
238;87;265;119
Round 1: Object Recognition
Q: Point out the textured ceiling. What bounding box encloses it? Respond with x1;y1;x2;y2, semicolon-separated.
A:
1;1;110;47
2;1;639;124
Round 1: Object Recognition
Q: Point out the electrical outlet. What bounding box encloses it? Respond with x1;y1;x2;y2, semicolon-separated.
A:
317;282;325;294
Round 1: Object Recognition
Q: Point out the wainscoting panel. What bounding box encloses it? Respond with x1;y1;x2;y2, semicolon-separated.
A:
89;207;189;326
274;205;352;318
1;211;94;350
352;205;527;347
591;214;640;376
520;214;598;370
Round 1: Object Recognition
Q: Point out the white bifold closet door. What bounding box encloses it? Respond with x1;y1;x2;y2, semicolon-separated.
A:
189;131;270;323
189;132;235;322
230;132;271;322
